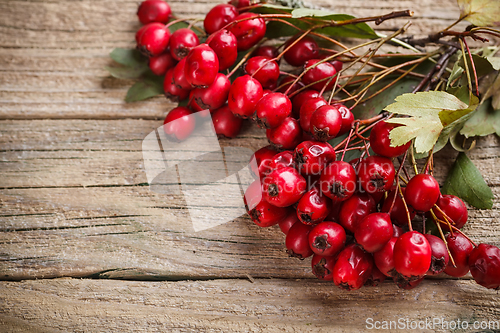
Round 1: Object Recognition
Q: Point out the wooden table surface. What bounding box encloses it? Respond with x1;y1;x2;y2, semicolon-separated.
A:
1;0;499;331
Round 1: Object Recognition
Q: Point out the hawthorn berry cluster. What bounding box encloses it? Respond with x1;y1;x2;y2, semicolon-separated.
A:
134;0;500;291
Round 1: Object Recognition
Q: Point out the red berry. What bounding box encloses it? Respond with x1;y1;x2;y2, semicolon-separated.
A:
244;56;280;89
263;166;307;207
331;60;343;73
163;106;196;141
332;244;373;290
444;232;474;277
276;76;303;95
373;237;398;277
184;44;219;88
244;180;289;227
212;105;243;138
469;243;500;290
393;231;432;278
309;104;342;141
266;117;302;150
204;4;238;34
278;209;299;235
333;103;354;136
249;145;278;179
297;188;332;225
312;254;336;280
286;222;314;259
283;35;319;67
187;90;206;112
135;25;148;44
424;234;450;276
172;57;193;90
357;156;395;194
299;97;327;132
163;68;189;102
267;151;295;173
137;0;171;24
365;266;386;287
230;13;266;51
254;92;292;129
190;73;230;111
432;194;468;230
252;45;278;59
381;187;416;226
291;89;319;119
302;59;337;91
229;0;251;9
338;192;376;233
319;161;357;202
228;75;263;119
149;52;176;76
308;221;346;256
404;174;440;212
208;29;238;71
169;28;200;61
294;141;335;176
355;213;394;253
370;121;411;158
137;23;171;57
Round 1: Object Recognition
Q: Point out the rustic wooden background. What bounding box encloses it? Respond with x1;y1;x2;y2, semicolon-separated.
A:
1;0;499;331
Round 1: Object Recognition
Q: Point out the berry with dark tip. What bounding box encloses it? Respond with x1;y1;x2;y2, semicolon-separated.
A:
332;244;373;291
263;166;307;207
308;221;346;256
296;187;331;225
286;222;314;259
169;28;200;61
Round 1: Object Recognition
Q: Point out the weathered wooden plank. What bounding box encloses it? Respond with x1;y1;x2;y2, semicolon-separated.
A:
0;278;499;332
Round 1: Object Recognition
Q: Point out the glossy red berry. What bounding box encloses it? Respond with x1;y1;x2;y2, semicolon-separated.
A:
263;166;307;207
393;231;432;278
172;57;193;90
357;156;395;194
137;0;171;24
319;161;357;202
373;237;398;277
355;213;393;253
204;4;238;34
381;187;416;226
149;52;176;76
244;180;289;227
299;97;327;132
444;232;474;277
332;103;354;136
302;59;337;91
230;13;266;51
369;120;411;158
208;29;238;71
469;243;500;290
163;106;196;141
169;28;200;61
424;234;450;276
308;221;346;256
135;25;149;44
244;56;280;89
291;89;319;118
283;35;319;67
184;44;219;88
137;23;171;57
432;194;468;230
266;117;302;150
297;188;332;225
252;45;278;59
309;105;342;141
286;222;314;259
294;141;336;176
163;68;189;102
405;174;440;212
338;192;376;233
312;254;336;280
249;145;278;179
279;209;300;235
254;92;292;129
267;151;295;174
333;244;373;290
228;75;263;119
212;105;243;138
190;73;230;111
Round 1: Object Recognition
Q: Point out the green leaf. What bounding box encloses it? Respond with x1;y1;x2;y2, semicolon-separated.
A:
110;48;147;67
447;60;465;89
387;116;443;153
461;98;500;137
442;152;494;209
125;76;164;102
457;0;500;27
482;72;500;109
459;53;497;77
105;65;149;79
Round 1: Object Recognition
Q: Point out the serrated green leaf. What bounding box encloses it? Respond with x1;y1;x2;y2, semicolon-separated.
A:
459;53;497;77
387;117;443;153
442;152;493;209
460;98;500;137
110;48;147;67
457;0;500;27
125;77;164;102
105;65;149;79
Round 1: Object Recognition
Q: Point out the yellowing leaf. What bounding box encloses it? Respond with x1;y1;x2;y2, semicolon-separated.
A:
457;0;500;27
439;94;479;126
385;91;469;117
386;117;443;153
